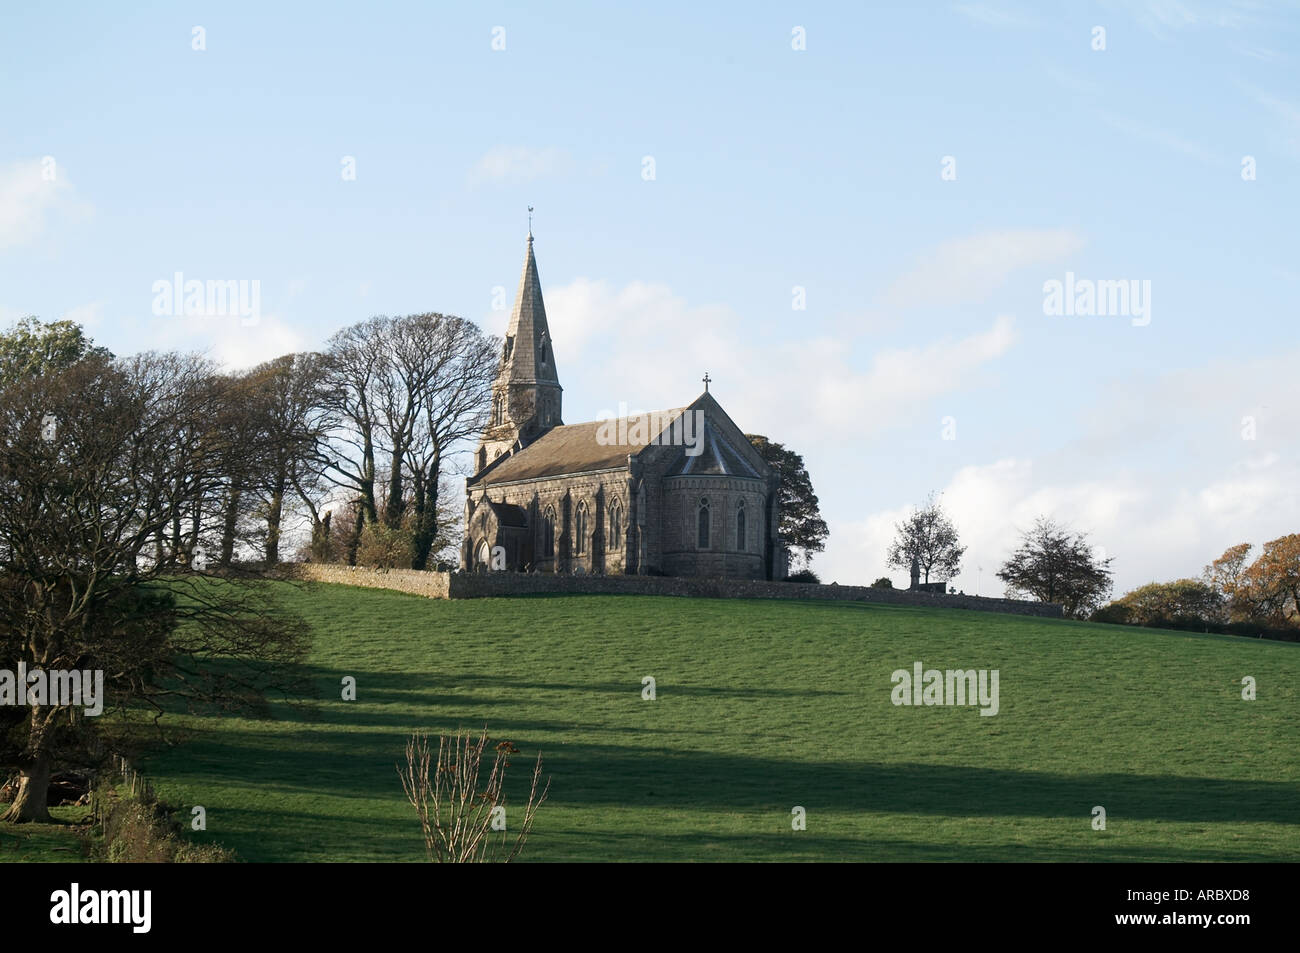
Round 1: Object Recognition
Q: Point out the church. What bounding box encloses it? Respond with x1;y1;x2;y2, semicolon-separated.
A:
463;231;786;580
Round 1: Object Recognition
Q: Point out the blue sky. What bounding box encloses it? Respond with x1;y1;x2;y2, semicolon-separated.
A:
2;0;1298;592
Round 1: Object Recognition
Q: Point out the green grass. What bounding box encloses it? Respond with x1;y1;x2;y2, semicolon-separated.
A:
9;582;1300;861
0;807;90;862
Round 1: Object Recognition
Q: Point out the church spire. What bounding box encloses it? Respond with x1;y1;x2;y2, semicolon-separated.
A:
475;230;564;473
502;231;559;386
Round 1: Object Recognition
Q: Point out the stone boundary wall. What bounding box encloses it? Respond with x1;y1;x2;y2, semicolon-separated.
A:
288;563;450;599
287;564;1063;618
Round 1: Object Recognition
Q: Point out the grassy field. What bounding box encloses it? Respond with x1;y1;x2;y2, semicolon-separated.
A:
7;582;1299;861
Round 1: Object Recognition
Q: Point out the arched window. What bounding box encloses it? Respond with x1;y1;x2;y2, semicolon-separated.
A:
608;501;622;551
736;500;746;551
493;394;505;426
697;497;710;549
575;502;588;555
478;447;487;472
542;506;556;558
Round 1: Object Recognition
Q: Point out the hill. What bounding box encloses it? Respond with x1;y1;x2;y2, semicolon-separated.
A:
10;581;1299;862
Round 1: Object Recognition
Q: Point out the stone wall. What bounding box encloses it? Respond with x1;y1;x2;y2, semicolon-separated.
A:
290;563;450;599
288;564;1062;618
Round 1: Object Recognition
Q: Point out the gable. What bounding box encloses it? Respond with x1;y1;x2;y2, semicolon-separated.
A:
648;392;773;481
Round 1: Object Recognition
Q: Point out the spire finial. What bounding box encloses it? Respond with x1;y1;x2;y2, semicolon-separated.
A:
703;371;711;393
527;205;534;240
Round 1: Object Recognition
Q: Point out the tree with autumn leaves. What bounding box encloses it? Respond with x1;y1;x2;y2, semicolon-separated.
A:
1205;536;1300;627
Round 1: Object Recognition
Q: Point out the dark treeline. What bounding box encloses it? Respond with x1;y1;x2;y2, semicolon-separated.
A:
0;313;499;573
0;313;498;822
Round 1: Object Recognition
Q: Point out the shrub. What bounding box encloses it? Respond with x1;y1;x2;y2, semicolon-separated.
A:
786;569;821;584
1095;579;1225;630
98;782;236;863
400;727;549;863
871;577;894;589
355;522;415;570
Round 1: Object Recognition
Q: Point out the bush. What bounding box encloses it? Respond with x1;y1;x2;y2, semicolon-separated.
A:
355;522;415;570
98;782;236;863
871;577;893;589
786;569;821;584
1094;579;1225;630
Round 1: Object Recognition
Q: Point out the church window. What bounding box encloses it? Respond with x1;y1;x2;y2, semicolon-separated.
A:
737;500;746;551
492;394;505;427
575;501;588;555
697;498;710;549
609;501;622;551
543;506;556;558
478;447;486;472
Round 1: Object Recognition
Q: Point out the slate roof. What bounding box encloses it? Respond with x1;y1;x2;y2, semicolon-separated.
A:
476;409;685;485
668;418;762;478
501;235;559;385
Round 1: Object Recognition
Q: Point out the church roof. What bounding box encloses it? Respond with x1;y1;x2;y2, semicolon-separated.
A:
668;418;762;478
474;409;685;485
501;235;559;385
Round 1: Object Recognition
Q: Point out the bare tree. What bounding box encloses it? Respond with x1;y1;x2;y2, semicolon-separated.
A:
242;353;337;564
399;727;549;863
322;314;495;568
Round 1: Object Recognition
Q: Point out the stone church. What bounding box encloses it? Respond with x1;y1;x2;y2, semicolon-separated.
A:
463;232;786;580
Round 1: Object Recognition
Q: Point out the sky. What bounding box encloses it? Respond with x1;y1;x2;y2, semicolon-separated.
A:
2;0;1298;594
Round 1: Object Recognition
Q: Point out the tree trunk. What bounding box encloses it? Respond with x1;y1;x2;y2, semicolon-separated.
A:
2;751;51;824
385;440;405;530
347;504;364;566
220;486;241;566
265;486;284;564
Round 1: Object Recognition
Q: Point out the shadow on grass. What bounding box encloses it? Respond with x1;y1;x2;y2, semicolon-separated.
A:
153;718;1300;826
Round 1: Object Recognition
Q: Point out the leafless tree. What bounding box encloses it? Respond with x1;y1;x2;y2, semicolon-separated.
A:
399;727;548;863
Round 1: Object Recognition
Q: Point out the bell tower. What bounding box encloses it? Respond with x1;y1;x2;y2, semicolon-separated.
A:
476;230;563;472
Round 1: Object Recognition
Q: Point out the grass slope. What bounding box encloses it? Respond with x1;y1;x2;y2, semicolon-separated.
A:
23;582;1300;862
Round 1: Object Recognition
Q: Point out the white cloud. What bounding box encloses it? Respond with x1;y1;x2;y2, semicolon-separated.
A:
469;146;572;185
883;229;1085;309
0;158;88;250
60;301;104;330
817;345;1300;595
110;311;308;373
798;314;1017;434
821;451;1300;597
208;315;307;370
543;277;1016;445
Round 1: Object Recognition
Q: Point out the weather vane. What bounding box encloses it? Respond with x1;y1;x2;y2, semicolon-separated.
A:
528;205;534;235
